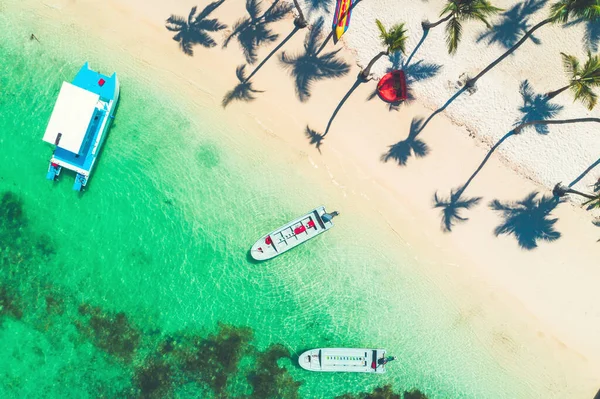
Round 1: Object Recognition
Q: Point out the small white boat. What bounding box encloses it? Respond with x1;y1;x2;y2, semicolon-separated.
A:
298;348;395;373
250;206;338;261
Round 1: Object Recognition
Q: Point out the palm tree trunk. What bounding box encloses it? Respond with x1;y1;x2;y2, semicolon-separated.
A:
467;18;553;86
292;0;308;28
546;84;570;99
422;13;453;30
553;183;596;199
360;51;387;80
514;117;600;133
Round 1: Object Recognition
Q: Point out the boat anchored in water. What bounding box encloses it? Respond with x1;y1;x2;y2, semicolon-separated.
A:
299;348;395;373
250;206;338;261
42;62;120;191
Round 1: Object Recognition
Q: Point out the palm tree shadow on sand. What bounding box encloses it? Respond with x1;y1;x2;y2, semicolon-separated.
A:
432;80;564;232
280;17;351;102
433;189;482;232
490;192;561;250
166;1;228;56
432;131;515;231
381;118;430;165
224;0;293;64
477;0;547;49
222;65;264;107
515;80;564;133
565;18;600;52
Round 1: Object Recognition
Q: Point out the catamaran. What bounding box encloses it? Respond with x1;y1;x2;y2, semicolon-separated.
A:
42;62;120;191
298;348;395;373
250;206;338;261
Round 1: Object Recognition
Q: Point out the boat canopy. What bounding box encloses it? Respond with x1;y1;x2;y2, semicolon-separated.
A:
42;82;100;154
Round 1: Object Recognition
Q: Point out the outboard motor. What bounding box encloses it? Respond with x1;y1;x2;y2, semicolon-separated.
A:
322;211;339;223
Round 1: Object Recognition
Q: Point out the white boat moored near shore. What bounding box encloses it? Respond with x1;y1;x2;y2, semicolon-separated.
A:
250;206;338;261
298;348;395;373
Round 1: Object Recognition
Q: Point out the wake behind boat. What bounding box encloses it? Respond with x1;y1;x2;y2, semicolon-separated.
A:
299;348;395;373
250;206;338;261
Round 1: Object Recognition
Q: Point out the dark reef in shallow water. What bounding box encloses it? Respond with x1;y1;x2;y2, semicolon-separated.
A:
76;304;142;362
248;343;301;399
0;284;23;324
336;386;428;399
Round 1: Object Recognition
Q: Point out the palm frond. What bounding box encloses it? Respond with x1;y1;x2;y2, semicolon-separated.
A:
386;23;408;54
439;0;458;18
375;19;387;39
550;0;600;23
571;81;598;109
560;52;581;77
445;17;462;54
580;51;600;86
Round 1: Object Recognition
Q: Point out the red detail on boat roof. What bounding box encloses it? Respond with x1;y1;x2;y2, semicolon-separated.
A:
265;236;272;245
294;225;306;234
98;78;106;86
307;220;315;228
377;70;407;103
51;162;59;168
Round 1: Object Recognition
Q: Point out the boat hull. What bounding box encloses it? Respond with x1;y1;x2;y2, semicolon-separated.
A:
298;348;388;373
250;206;335;261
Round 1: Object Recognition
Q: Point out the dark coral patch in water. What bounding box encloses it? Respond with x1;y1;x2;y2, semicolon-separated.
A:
45;294;64;316
403;390;428;399
0;284;23;323
248;344;301;399
76;305;141;362
0;191;26;232
336;385;427;399
171;323;253;396
133;356;174;399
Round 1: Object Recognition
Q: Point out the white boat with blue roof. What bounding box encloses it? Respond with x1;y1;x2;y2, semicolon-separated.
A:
42;62;119;191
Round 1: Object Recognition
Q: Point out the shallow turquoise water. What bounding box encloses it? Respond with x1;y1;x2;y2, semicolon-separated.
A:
0;4;555;398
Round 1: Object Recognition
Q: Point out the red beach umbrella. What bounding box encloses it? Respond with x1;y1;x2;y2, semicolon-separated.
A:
377;70;407;103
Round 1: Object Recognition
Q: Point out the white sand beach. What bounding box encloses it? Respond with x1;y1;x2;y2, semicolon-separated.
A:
9;0;600;396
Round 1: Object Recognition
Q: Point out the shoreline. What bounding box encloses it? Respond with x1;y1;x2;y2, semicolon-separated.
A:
6;0;600;396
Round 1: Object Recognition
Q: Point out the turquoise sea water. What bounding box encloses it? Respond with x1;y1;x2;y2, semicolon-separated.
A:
0;4;563;398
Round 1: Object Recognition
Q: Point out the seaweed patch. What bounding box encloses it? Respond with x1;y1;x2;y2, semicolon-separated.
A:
76;304;142;362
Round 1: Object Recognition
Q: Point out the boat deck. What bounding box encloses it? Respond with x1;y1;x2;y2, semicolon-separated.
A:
52;105;108;174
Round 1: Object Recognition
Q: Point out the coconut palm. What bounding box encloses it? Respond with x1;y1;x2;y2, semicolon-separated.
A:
546;52;600;109
360;20;408;80
166;1;227;56
422;0;503;55
554;182;600;206
468;0;600;86
513;117;600;133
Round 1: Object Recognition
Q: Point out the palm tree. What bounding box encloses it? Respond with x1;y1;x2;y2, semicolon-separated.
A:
166;1;227;56
224;0;293;64
422;0;503;54
553;182;600;207
468;0;600;86
360;20;408;80
546;52;600;109
513;117;600;133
